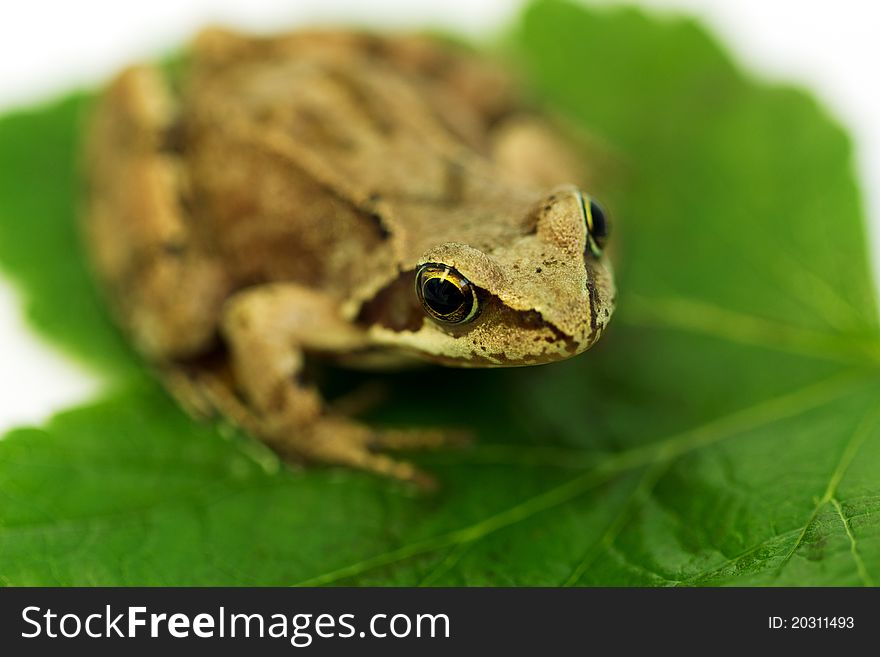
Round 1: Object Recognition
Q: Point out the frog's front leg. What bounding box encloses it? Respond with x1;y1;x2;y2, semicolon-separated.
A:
219;283;443;488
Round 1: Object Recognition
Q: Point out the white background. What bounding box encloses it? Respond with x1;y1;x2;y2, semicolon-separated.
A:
1;0;878;432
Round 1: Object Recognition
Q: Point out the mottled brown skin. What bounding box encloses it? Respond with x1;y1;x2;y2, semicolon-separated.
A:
83;28;616;487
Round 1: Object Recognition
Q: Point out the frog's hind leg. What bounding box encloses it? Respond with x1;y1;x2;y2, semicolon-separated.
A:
219;283;447;489
84;65;230;361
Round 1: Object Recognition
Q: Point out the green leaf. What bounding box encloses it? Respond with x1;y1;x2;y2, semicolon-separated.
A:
1;0;879;586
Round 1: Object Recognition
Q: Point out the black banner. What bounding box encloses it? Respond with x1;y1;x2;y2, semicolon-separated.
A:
0;587;874;654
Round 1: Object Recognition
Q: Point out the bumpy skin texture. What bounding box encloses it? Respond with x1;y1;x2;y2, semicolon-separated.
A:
83;29;616;486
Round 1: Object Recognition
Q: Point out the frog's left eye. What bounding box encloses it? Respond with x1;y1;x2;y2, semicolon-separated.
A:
415;263;480;324
580;193;611;257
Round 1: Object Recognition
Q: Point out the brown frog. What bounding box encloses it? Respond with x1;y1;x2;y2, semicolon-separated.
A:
83;28;615;487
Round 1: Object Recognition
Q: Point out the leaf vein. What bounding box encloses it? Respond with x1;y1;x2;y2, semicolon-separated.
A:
830;496;875;587
775;402;880;575
293;372;862;586
625;295;880;365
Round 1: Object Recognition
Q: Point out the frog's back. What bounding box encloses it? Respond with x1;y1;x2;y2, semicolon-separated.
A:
180;29;526;302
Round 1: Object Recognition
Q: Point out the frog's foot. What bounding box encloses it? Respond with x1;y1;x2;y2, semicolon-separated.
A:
190;374;438;489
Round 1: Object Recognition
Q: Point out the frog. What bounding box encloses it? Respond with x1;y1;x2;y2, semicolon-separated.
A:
83;28;615;488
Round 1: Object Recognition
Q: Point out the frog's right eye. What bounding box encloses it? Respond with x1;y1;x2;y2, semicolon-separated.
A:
587;199;610;250
415;263;480;324
578;191;611;257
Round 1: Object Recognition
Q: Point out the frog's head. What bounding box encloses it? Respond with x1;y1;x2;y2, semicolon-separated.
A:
385;185;615;367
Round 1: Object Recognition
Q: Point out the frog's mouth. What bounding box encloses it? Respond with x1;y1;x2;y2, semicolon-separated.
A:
398;294;586;368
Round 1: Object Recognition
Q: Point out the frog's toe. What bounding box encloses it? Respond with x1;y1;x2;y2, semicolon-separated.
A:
326;382;390;418
332;447;437;491
366;427;473;452
301;418;438;490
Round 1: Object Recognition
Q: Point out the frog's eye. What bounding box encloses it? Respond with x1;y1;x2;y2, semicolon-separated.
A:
415;263;480;324
580;193;611;257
